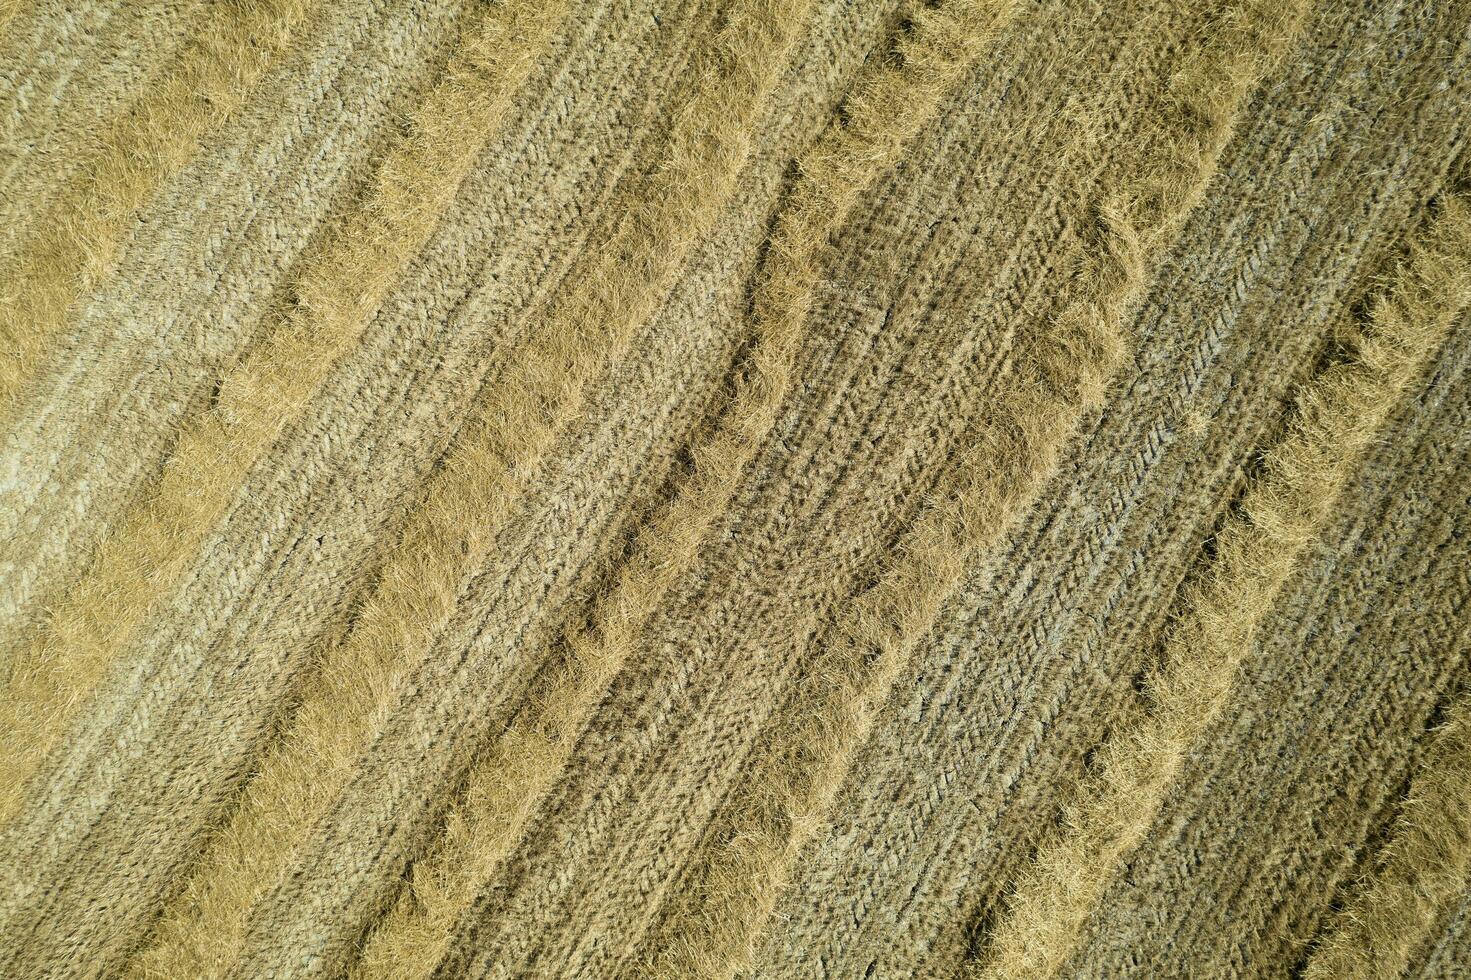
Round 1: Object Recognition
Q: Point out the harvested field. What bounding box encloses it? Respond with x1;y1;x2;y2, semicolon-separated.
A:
1;0;1469;977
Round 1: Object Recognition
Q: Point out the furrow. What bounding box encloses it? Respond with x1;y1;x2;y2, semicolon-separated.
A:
971;194;1471;978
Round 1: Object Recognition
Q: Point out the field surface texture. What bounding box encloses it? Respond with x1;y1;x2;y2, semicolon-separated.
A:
2;0;1470;977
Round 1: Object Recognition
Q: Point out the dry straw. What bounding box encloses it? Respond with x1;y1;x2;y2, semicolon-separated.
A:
1304;693;1471;978
634;0;1319;975
0;0;564;828
4;2;1466;977
973;195;1471;978
354;0;1028;975
0;0;316;422
132;1;816;975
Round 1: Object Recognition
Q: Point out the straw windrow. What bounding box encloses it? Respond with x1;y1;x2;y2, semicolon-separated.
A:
2;2;1467;977
353;3;1030;977
631;2;1315;974
0;0;564;830
130;2;818;976
0;0;316;423
1304;693;1471;979
973;195;1471;978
